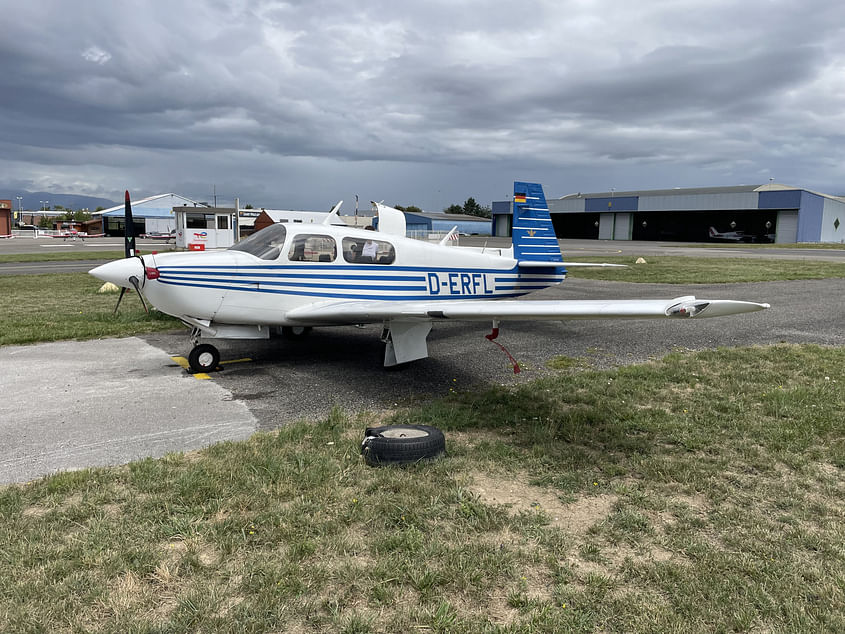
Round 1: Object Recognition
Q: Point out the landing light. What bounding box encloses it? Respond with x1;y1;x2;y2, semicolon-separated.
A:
667;301;710;318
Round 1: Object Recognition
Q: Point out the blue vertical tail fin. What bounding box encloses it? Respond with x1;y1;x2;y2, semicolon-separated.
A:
512;182;562;264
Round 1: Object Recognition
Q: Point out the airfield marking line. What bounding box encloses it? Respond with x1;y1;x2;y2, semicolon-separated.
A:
219;358;252;365
170;355;252;380
170;356;210;380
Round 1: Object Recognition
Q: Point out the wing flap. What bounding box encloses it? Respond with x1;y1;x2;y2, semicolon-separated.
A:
286;297;769;325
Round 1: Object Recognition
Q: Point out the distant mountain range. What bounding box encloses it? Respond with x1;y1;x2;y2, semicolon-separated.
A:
0;191;118;211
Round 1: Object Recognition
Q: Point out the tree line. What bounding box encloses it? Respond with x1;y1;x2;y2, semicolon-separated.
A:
392;197;491;218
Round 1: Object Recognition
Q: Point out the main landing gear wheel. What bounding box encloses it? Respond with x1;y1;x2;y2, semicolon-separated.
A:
188;343;220;373
361;425;446;466
281;326;312;339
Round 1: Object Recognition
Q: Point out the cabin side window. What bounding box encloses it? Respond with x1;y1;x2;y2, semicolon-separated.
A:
342;237;396;264
288;234;337;262
228;223;287;260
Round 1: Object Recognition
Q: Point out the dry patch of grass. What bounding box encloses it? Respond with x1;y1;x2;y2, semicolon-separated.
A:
469;469;617;534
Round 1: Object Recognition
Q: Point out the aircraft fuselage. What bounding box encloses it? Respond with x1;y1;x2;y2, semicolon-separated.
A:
92;222;566;329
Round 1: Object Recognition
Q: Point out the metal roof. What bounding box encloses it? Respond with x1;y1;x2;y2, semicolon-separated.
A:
558;184;800;200
95;193;205;218
404;211;490;223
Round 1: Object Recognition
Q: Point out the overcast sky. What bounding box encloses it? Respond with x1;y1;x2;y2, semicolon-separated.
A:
2;0;844;210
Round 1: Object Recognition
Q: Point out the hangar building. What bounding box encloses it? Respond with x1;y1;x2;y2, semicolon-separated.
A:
400;211;491;238
491;184;845;243
94;193;204;237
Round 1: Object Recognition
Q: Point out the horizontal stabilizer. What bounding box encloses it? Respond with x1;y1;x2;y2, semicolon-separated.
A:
515;260;627;269
559;262;629;268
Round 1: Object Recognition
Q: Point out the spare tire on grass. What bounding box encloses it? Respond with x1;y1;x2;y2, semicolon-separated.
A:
361;424;446;466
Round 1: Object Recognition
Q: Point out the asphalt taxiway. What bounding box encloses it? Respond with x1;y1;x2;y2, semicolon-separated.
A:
139;277;844;430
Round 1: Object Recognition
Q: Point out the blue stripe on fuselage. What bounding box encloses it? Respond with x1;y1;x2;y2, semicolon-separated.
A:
156;278;529;301
154;263;567;300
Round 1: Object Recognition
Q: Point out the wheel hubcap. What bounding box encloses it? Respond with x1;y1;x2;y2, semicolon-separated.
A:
198;352;214;367
380;428;428;439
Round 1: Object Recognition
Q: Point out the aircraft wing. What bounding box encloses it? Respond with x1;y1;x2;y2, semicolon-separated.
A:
285;296;769;325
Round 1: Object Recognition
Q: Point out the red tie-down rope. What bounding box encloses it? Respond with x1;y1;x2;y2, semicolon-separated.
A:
485;323;521;374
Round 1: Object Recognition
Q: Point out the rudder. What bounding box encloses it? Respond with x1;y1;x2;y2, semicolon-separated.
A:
512;182;562;263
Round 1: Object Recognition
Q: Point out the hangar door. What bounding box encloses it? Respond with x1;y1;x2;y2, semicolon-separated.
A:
613;213;632;240
598;213;614;240
776;211;799;243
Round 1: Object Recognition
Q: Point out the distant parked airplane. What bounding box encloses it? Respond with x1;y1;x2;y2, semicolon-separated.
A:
708;226;753;243
50;229;105;240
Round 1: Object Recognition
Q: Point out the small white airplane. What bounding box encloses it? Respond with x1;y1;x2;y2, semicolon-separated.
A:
51;229;106;240
91;182;770;373
141;230;176;242
708;226;753;243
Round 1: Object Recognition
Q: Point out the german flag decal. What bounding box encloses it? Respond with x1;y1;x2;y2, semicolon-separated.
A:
514;193;527;203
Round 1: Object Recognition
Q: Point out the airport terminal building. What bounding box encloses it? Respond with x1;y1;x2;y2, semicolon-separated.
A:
491;184;845;243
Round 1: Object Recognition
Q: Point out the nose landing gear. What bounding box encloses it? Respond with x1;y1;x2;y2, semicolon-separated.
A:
188;344;220;373
187;327;220;373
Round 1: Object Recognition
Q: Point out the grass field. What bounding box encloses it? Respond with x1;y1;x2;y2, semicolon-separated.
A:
566;256;845;283
685;242;845;250
0;344;842;632
0;273;181;346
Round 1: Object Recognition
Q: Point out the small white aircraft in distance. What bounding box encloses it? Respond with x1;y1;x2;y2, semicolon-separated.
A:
708;226;753;243
91;182;770;373
52;230;106;240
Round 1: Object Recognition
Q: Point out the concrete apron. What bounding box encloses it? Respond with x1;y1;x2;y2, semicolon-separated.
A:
0;337;256;484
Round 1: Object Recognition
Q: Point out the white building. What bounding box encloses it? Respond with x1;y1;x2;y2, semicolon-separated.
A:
95;193;203;237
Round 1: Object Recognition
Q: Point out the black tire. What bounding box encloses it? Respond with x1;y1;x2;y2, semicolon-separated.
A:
361;425;446;466
281;326;312;339
188;343;220;373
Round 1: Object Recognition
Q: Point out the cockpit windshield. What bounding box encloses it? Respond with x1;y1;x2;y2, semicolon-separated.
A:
228;224;287;260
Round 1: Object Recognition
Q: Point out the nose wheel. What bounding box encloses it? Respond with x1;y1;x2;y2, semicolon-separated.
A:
188;343;220;373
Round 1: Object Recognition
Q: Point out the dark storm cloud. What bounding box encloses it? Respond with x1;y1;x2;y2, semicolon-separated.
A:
1;0;845;206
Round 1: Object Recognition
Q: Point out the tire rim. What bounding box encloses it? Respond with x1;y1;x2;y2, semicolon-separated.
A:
380;428;429;439
198;352;214;368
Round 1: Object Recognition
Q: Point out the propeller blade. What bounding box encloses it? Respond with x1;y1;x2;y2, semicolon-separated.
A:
129;275;148;314
113;287;127;314
124;190;137;258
